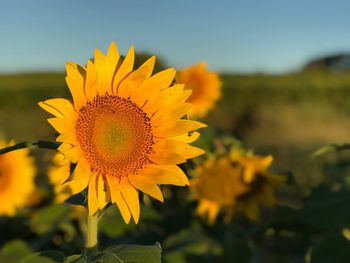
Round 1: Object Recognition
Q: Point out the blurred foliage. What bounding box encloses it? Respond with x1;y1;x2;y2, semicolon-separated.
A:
0;240;33;262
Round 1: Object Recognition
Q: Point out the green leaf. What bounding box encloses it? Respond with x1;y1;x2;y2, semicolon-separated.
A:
65;255;84;263
163;229;219;263
21;256;56;263
311;235;350;263
272;185;350;231
219;242;251;263
312;143;350;158
89;243;162;263
30;204;71;235
275;184;304;209
21;250;65;263
99;206;135;237
302;186;350;229
0;240;33;263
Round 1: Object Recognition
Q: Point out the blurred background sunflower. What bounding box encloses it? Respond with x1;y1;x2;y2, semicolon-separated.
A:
0;140;36;216
191;146;284;223
176;63;221;118
48;152;72;204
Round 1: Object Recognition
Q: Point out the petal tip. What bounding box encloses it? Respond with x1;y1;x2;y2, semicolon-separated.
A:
198;122;207;128
109;41;117;48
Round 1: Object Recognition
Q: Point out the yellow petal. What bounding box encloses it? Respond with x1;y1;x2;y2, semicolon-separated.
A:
141;56;156;78
175;89;192;104
39;101;63;117
260;156;274;170
142;67;175;91
61;145;80;163
66;61;85;81
170;131;200;143
152;139;205;160
113;46;135;93
117;62;151;99
141;164;189;186
58;142;74;153
97;174;108;209
129;175;164;202
149;150;186;165
65;63;86;110
48;118;74;134
56;132;78;145
94;48;106;62
142;84;184;116
120;177;140;224
85;60;99;101
65;158;91;194
135;69;177;109
93;48;110;95
198;199;219;224
88;174;99;215
152;103;192;123
106;176;131;224
207;203;219;224
38;98;76;119
94;46;121;95
153;120;206;138
243;165;255;183
106;42;120;67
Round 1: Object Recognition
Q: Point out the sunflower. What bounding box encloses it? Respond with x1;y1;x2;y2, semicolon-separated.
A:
176;63;221;118
191;157;248;224
39;42;206;224
48;152;73;203
191;148;284;224
0;140;36;216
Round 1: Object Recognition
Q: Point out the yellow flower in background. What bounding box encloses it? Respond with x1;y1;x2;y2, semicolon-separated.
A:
230;150;284;221
49;153;86;217
191;157;248;224
176;63;221;118
39;42;205;224
48;153;72;203
191;148;284;224
0;140;36;216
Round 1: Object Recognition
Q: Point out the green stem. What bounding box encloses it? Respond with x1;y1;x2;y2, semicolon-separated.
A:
0;140;59;155
86;213;98;249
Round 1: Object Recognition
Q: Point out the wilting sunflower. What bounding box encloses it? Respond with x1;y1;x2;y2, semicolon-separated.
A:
191;148;284;224
48;153;72;203
0;140;36;216
39;42;205;224
176;63;221;118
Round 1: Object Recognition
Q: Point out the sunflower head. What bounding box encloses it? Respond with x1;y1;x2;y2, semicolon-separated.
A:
191;156;248;224
191;148;284;224
176;63;221;118
0;140;36;216
39;42;206;224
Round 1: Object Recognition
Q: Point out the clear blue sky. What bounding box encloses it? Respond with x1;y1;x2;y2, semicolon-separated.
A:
1;0;350;73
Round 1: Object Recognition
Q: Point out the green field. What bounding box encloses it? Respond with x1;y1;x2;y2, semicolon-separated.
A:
1;71;350;262
0;71;348;194
1;71;350;186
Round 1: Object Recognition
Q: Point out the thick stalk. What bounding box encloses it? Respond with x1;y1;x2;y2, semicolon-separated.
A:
86;213;99;249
